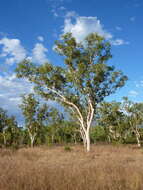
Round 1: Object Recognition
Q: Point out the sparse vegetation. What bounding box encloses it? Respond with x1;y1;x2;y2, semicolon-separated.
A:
0;33;142;189
64;145;72;151
0;145;143;190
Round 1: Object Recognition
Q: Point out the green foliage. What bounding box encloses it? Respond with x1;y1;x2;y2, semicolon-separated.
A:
64;145;72;152
91;126;107;143
16;32;127;122
44;121;80;144
10;143;19;151
20;93;50;147
122;97;143;129
0;107;8;133
124;136;137;144
0;107;20;146
97;101;129;143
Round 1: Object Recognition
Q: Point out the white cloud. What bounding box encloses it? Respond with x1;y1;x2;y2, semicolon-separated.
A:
129;90;139;97
65;11;77;18
130;16;136;22
0;74;33;99
51;3;67;18
0;37;26;65
0;37;49;65
115;26;122;31
32;43;48;64
63;13;128;46
135;80;143;88
0;37;50;123
59;6;66;10
0;73;34;123
0;73;57;124
111;39;129;46
63;16;112;42
51;9;59;17
37;36;44;42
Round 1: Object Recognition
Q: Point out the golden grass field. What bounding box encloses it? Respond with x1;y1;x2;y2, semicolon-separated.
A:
0;145;143;190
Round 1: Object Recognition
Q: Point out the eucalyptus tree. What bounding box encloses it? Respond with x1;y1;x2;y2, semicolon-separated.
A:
0;108;8;145
122;97;143;147
98;101;128;143
16;33;127;151
5;116;19;146
45;108;64;144
0;108;19;146
20;94;49;147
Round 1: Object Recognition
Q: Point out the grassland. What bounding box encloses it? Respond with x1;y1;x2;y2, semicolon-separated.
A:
0;145;143;190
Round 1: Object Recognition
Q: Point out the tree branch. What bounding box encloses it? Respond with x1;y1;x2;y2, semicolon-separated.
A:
87;98;94;131
46;87;87;134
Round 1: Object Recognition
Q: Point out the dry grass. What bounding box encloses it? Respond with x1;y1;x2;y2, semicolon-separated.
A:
0;145;143;190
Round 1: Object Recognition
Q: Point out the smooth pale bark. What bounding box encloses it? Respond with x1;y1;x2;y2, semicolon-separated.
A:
108;125;121;141
83;136;87;148
28;129;36;148
80;128;86;148
135;130;141;147
85;99;94;152
46;88;94;152
30;136;35;148
80;123;92;151
107;135;111;143
72;133;77;144
85;131;90;152
2;131;7;146
129;121;141;147
51;134;54;144
79;122;93;152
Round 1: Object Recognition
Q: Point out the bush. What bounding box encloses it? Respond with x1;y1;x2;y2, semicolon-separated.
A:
64;146;72;152
10;144;19;151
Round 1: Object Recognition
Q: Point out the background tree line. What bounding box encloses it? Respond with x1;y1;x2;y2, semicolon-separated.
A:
1;96;143;148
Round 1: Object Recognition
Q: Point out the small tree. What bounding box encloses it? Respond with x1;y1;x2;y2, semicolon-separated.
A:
0;108;19;146
20;94;49;147
16;33;127;151
122;97;143;147
0;108;8;145
44;108;64;144
5;116;19;146
98;101;128;143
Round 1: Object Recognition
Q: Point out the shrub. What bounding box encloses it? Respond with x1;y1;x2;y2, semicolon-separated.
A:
64;146;72;152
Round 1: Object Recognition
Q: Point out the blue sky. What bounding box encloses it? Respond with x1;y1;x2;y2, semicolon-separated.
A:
0;0;143;123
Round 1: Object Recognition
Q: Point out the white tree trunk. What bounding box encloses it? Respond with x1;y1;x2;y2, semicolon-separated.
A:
2;130;7;146
135;130;141;147
85;131;90;152
46;88;94;152
83;136;87;148
28;130;36;148
72;133;77;144
107;135;111;143
30;136;35;148
80;128;86;148
80;129;90;151
51;134;54;144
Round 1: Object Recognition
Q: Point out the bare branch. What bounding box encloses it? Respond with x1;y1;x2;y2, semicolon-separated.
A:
87;98;94;131
47;87;85;123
